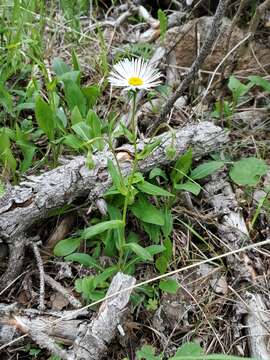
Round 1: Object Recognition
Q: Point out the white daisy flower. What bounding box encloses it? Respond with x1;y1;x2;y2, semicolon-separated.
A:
108;57;162;91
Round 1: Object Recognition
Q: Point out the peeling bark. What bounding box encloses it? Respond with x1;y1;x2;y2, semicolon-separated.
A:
0;273;135;360
0;122;227;241
0;122;228;290
205;172;270;360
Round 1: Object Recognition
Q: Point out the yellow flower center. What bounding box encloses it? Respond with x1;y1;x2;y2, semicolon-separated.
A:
128;77;143;86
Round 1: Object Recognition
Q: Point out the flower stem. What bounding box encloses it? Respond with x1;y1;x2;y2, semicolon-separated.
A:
118;91;138;269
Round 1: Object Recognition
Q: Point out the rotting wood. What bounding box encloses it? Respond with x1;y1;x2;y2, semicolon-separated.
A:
72;272;136;360
0;122;227;239
0;122;228;291
204;172;270;360
245;292;270;360
0;272;136;360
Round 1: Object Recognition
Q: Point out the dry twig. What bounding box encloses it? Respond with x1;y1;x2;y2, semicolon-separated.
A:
31;242;45;311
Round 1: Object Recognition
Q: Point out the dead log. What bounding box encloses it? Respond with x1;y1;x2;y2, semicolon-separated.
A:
72;272;136;359
0;122;228;290
245;292;270;360
204;172;270;360
0;122;227;240
0;272;136;360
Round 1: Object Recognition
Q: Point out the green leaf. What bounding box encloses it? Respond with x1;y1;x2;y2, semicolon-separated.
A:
59;71;81;83
128;173;143;186
125;242;153;261
72;122;91;142
64;253;102;270
94;266;117;286
137;140;161;160
52;57;70;76
0;82;13;115
248;75;270;92
142;222;161;243
136;345;162;360
35;96;56;141
172;356;254;360
190;161;224;180
15;124;36;172
0;129;17;173
159;279;179;294
155;255;168;274
145;245;166;256
108;159;126;195
48;355;61;360
63;134;84;150
54;237;81;257
17;141;36;173
136;181;174;197
29;348;41;356
116;122;134;143
162;208;173;238
166;145;177;160
86;110;103;149
63;80;86;116
0;181;5;198
16;102;35;112
82;85;101;109
174;181;201;195
158;9;168;42
154;240;170;273
72;49;81;71
229;157;268;186
164;238;173;260
87;289;106;301
173;342;203;358
149;167;168;181
81;276;95;295
71;106;83;125
86;110;102;135
228;76;251;103
211;100;233;119
81;220;123;240
56;108;67;128
171;148;192;184
105;205;123;255
130;195;165;226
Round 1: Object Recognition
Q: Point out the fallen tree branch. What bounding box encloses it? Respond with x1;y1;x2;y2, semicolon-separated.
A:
1;234;27;293
0;122;228;289
31;242;45;311
44;273;82;309
72;272;136;359
0;123;228;289
204;172;270;360
0;122;227;238
245;292;270;360
156;0;230;126
0;273;135;360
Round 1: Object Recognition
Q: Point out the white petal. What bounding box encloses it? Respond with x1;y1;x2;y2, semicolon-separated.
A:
109;57;162;90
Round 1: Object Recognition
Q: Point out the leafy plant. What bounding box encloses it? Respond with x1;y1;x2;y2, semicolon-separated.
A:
158;9;168;43
24;343;41;358
229;157;268;186
135;342;255;360
171;149;268;190
212;74;270;119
